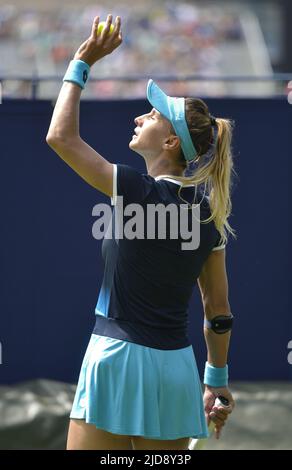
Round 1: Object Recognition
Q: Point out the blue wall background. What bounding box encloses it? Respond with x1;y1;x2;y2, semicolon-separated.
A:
0;97;291;384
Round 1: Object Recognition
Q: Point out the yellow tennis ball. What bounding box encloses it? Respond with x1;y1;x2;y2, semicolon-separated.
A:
97;21;114;35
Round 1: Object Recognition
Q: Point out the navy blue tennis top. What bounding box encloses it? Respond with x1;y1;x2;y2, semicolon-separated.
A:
93;163;226;350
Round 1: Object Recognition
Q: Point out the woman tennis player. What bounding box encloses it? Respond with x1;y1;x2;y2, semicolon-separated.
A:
46;15;235;450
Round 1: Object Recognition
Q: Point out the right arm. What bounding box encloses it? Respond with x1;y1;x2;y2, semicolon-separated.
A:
197;248;235;438
198;248;231;368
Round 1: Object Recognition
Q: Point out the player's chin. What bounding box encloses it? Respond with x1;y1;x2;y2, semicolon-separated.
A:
129;135;139;147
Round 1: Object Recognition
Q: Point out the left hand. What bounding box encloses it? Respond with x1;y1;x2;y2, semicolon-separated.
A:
203;386;235;439
74;14;122;67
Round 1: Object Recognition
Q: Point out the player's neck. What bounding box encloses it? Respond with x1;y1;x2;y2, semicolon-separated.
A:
146;159;184;179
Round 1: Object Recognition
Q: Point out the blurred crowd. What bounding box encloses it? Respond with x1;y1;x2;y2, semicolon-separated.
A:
0;1;252;98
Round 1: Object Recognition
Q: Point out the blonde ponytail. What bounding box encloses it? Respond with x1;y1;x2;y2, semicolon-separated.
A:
205;117;236;245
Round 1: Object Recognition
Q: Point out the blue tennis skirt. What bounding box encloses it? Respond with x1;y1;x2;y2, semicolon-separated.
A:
70;334;209;440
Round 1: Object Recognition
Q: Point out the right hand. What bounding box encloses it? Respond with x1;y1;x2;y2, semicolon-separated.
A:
73;15;122;67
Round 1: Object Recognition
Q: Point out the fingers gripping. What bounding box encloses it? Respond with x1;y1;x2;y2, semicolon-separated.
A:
74;14;122;66
92;15;122;45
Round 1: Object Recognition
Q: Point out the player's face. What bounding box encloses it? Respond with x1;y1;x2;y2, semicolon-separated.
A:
129;108;173;158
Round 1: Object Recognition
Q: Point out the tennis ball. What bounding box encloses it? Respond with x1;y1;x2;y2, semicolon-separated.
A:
97;21;114;35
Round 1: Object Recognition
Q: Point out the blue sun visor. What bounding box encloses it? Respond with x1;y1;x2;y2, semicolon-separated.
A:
146;79;197;161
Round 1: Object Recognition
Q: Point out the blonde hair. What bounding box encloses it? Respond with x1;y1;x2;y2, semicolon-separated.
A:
163;98;237;246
